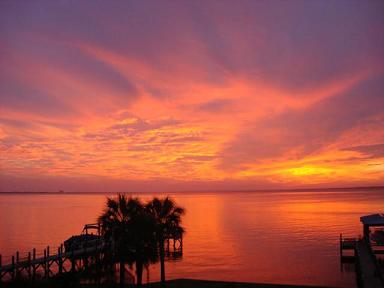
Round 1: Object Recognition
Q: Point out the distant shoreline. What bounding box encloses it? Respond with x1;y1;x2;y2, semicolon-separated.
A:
0;185;383;195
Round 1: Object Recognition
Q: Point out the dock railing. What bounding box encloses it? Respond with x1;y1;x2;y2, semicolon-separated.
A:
340;233;358;259
0;239;106;282
1;226;183;282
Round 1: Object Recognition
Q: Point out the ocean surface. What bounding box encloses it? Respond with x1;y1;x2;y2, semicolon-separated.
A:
1;189;383;287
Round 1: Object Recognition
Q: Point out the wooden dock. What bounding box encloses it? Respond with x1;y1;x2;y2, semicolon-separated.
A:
0;239;105;282
355;241;383;288
340;234;384;287
0;229;183;282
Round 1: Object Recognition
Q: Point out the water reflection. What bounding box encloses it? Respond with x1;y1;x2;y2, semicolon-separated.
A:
1;190;383;287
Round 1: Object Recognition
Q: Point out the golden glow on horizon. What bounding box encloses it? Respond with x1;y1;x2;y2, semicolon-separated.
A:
284;166;333;177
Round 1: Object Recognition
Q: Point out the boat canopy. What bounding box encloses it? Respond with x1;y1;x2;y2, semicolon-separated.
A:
360;213;384;226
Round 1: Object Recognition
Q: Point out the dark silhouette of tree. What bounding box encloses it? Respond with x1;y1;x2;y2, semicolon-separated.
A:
98;194;157;287
146;197;185;286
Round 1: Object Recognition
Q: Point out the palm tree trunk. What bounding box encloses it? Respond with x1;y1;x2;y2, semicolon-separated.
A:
160;238;166;286
136;259;143;287
120;260;125;288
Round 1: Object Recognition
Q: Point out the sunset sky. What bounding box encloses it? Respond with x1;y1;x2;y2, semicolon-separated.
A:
1;1;383;192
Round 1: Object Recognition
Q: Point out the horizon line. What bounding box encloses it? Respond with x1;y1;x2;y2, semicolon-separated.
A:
0;185;383;195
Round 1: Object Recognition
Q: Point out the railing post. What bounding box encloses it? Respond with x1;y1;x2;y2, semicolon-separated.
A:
44;249;48;278
339;233;342;257
16;251;19;279
167;239;170;253
32;248;36;280
46;246;50;277
84;243;88;270
28;251;32;279
58;246;62;275
71;250;75;272
11;255;15;281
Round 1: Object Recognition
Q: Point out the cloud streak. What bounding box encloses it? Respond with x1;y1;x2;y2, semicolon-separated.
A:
0;0;383;191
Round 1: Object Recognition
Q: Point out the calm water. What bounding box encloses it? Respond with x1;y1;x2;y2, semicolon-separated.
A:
1;189;384;287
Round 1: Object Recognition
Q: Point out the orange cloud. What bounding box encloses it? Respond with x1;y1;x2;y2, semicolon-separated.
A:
1;1;384;191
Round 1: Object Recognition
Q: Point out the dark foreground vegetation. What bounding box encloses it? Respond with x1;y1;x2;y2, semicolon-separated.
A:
98;195;185;287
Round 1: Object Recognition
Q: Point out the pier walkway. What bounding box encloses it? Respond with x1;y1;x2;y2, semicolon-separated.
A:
355;241;383;288
0;239;105;281
0;226;183;282
340;234;384;288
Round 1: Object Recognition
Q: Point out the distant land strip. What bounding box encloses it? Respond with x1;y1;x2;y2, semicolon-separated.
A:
0;185;383;194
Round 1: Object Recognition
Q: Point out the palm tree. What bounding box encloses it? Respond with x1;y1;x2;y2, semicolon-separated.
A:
98;194;157;287
146;197;185;286
128;204;158;286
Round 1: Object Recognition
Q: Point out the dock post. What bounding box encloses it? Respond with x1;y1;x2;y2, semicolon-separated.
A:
60;244;64;273
339;233;342;257
44;249;48;279
58;247;62;275
46;246;50;278
71;250;75;272
32;248;36;280
167;239;170;253
28;251;32;279
11;255;15;281
84;245;88;270
16;251;19;279
0;254;2;269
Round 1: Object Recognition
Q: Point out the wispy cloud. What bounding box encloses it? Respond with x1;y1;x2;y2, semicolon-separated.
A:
343;143;384;159
0;0;383;191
